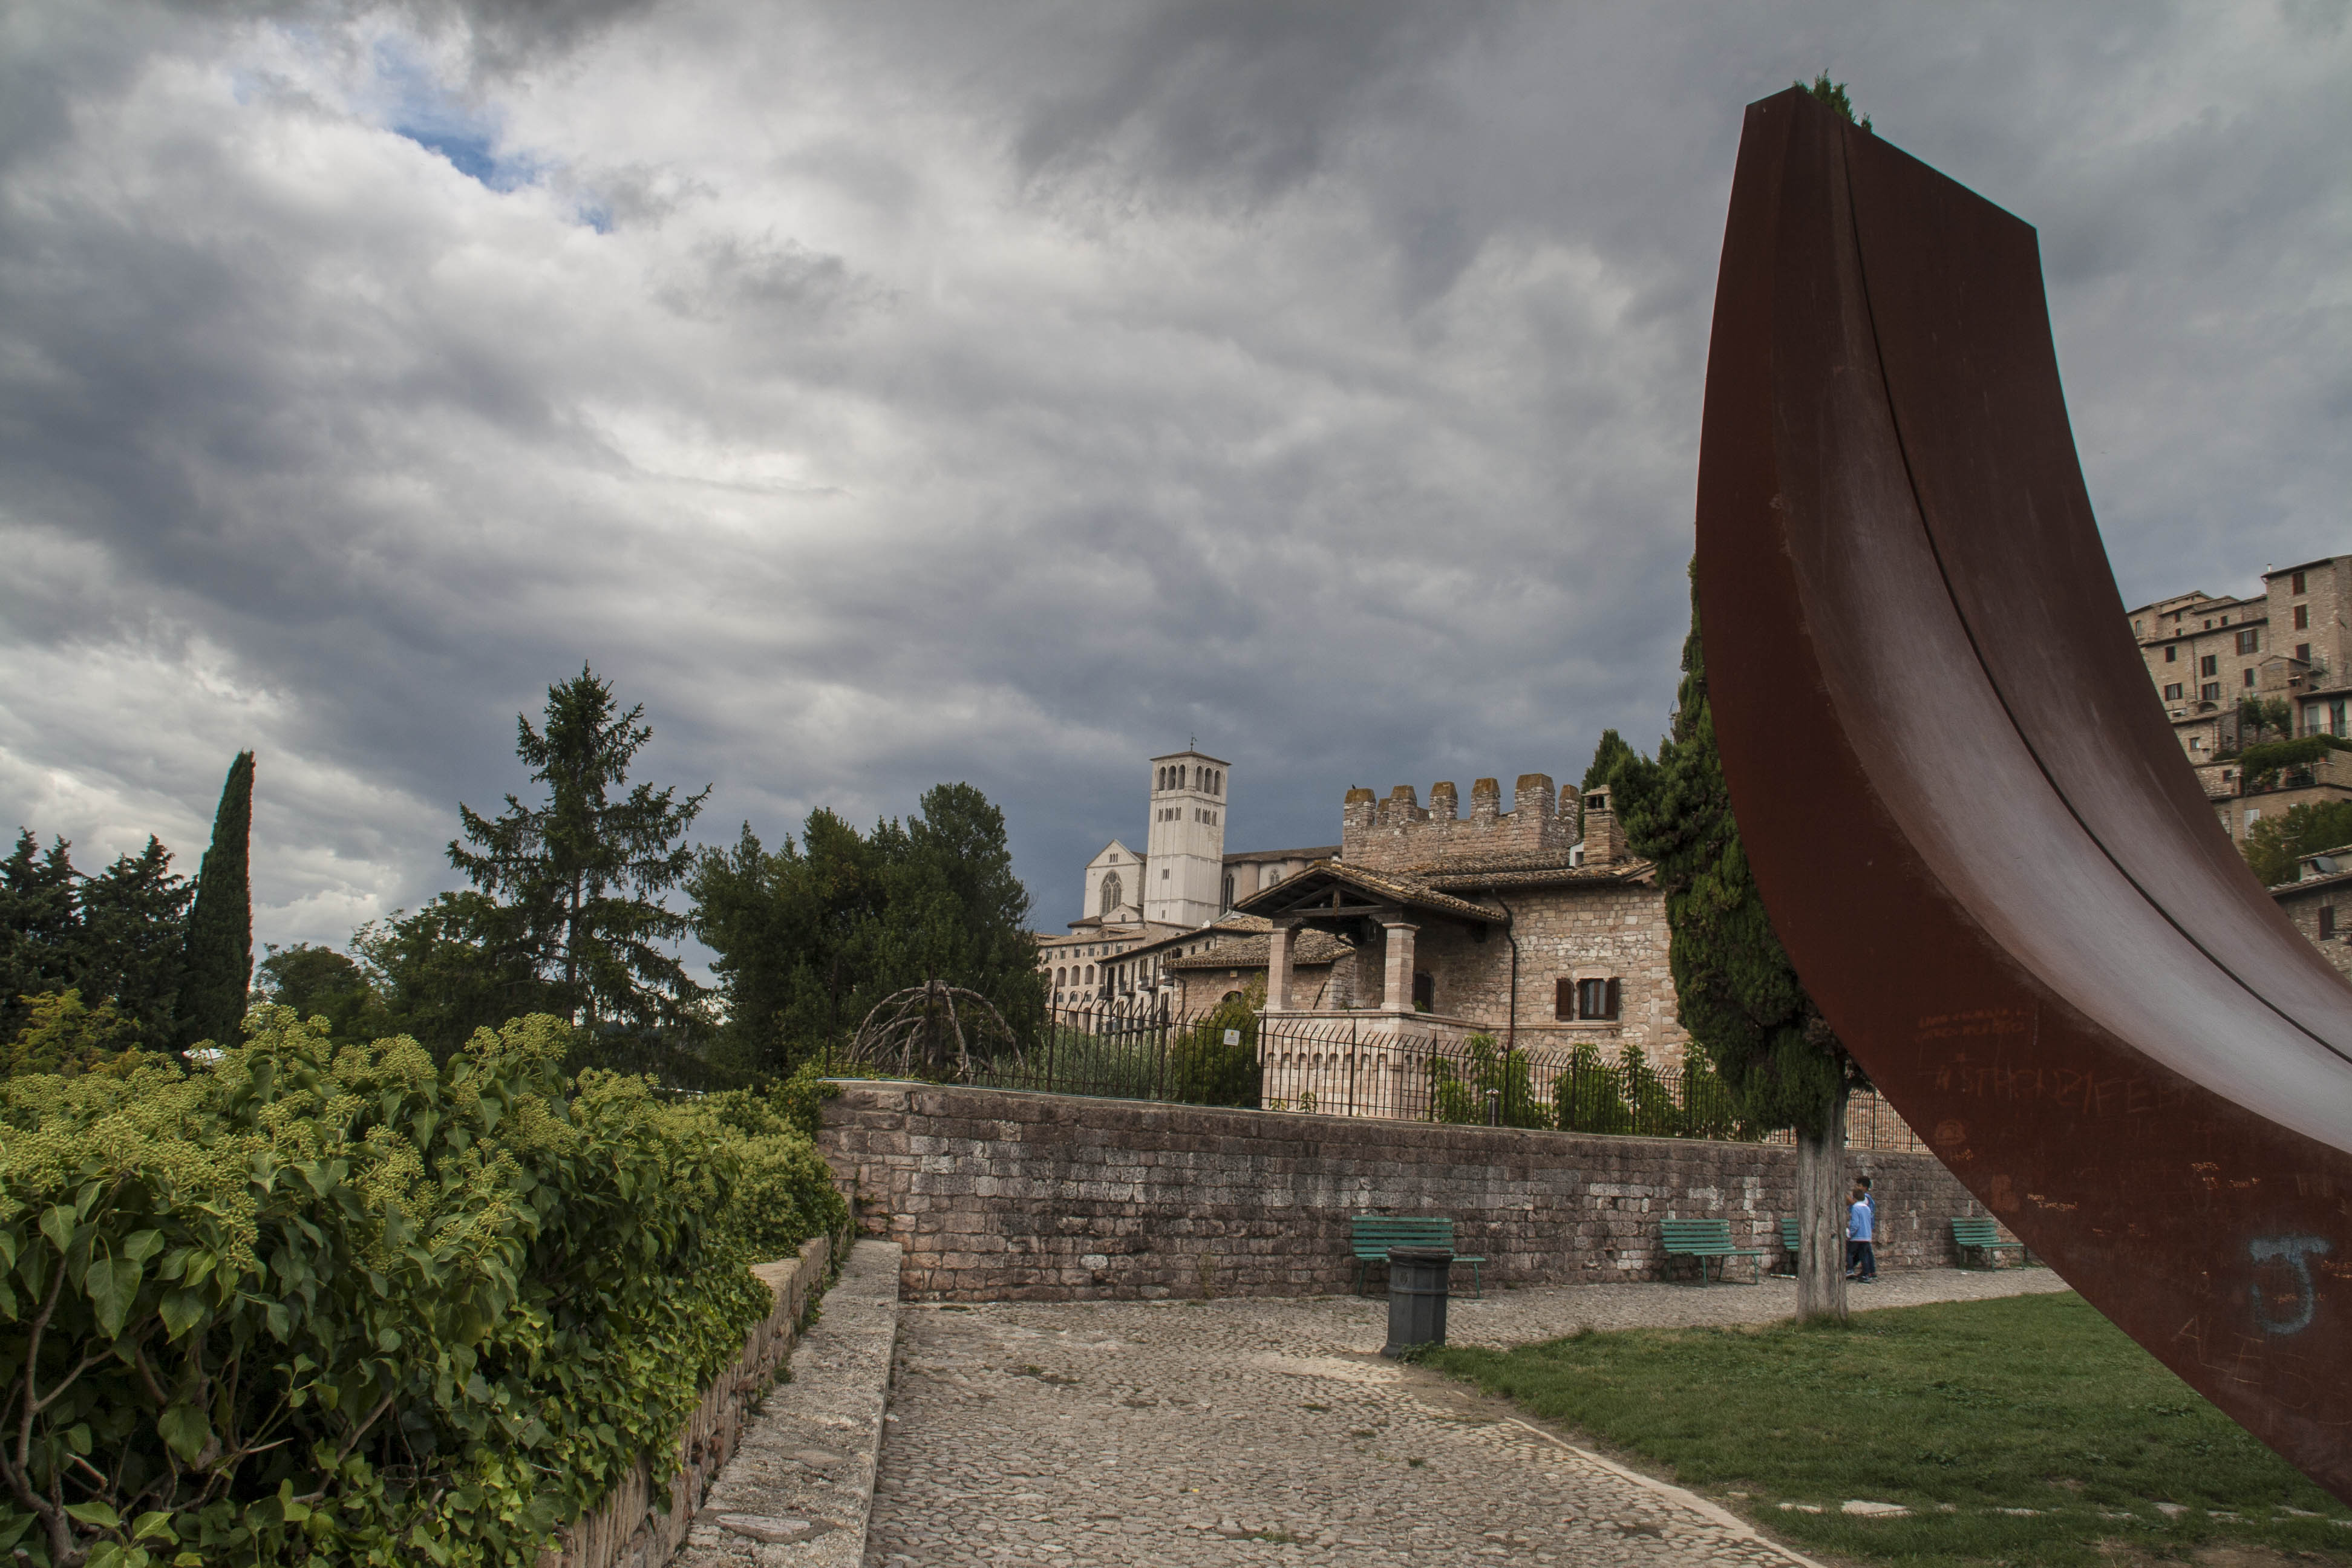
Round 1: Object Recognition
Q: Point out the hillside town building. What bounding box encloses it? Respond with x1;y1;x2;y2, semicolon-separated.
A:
2126;553;2352;846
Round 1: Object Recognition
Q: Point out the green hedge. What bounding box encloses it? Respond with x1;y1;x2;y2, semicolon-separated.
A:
0;1007;846;1568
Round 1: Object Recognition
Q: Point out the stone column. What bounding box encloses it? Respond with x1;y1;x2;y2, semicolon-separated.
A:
1266;921;1294;1012
1380;916;1418;1012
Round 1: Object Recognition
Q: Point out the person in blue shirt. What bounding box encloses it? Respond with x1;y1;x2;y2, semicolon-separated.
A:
1846;1175;1877;1282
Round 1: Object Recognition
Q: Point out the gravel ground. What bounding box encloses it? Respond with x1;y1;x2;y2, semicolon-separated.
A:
864;1266;2068;1566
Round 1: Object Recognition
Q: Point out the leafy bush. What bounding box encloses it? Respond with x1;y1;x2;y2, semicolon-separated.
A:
2234;733;2350;792
1430;1034;1549;1129
0;1007;844;1568
1554;1041;1629;1134
1168;990;1261;1109
2241;797;2352;886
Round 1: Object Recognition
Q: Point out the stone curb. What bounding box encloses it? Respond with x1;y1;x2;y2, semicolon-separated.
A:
675;1241;903;1567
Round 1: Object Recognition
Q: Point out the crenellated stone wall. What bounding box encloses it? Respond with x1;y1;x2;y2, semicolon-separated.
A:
817;1081;2004;1303
1341;774;1575;871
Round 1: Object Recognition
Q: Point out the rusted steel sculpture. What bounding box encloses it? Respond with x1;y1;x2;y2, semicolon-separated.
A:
1696;88;2352;1500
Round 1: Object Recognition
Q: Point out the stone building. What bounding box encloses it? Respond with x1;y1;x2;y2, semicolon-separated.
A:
1040;755;1687;1070
1233;774;1687;1068
2126;554;2352;849
1034;748;1335;1012
2272;851;2352;983
2128;554;2352;763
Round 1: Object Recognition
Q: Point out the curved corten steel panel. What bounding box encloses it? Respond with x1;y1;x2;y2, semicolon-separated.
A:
1697;88;2352;1500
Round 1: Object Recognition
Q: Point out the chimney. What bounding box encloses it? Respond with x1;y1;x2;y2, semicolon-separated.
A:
1581;783;1627;866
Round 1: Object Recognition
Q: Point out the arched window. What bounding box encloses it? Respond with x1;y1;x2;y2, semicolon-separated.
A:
1223;872;1235;909
1100;871;1123;913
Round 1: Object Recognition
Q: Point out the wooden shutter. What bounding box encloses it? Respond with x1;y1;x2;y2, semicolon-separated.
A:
1555;978;1574;1020
1605;977;1622;1020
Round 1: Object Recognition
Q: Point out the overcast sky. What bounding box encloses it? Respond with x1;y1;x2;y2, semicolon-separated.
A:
2;0;2348;956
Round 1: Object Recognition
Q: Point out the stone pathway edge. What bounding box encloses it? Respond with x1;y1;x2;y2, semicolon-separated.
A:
675;1240;904;1567
1495;1414;1832;1568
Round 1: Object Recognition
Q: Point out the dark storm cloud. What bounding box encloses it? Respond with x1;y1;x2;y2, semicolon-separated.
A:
0;0;2346;952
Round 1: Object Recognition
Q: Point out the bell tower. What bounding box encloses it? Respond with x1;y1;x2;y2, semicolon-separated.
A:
1145;748;1229;927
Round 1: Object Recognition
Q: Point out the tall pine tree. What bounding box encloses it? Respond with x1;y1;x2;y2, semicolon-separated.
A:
178;751;255;1051
0;831;80;1041
1611;570;1863;1321
449;667;709;1036
80;837;191;1045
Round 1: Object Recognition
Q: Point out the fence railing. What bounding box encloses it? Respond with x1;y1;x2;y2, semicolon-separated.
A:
863;1005;1921;1149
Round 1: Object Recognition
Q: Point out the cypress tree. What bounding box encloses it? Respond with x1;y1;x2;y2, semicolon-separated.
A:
1611;570;1863;1321
179;751;255;1050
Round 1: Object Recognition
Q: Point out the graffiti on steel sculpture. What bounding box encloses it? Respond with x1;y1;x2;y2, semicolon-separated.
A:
1696;89;2352;1501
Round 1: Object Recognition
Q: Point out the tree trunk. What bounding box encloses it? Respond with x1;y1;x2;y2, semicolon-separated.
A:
1795;1079;1851;1321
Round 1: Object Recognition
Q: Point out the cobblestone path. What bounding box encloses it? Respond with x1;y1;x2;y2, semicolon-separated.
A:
865;1267;2068;1566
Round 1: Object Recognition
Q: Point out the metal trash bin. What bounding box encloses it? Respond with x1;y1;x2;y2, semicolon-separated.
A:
1381;1246;1452;1357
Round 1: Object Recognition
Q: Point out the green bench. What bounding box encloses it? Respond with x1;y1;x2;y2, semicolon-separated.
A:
1952;1215;2030;1269
1775;1215;1802;1276
1350;1215;1484;1298
1660;1217;1767;1285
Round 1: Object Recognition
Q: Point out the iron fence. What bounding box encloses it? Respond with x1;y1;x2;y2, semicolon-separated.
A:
874;1004;1921;1147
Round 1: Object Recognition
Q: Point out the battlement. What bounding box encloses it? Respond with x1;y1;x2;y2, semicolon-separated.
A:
1339;772;1578;871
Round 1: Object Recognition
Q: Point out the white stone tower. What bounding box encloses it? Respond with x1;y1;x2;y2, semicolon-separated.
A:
1145;748;1229;927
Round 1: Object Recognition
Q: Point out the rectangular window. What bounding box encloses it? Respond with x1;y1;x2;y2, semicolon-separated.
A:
2295;570;2308;595
2164;645;2177;663
2237;629;2260;655
2295;604;2310;630
2244;668;2257;688
2201;654;2218;677
2298;643;2311;664
2163;682;2183;701
1576;978;1621;1021
2321;906;2337;941
2202;682;2222;701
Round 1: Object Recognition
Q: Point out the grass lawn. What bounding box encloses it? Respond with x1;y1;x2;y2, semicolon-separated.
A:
1421;1291;2352;1567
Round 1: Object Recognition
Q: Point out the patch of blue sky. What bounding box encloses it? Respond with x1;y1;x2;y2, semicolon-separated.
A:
373;37;545;195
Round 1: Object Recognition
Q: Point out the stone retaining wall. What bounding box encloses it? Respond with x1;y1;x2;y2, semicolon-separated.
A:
540;1227;848;1568
817;1082;2006;1302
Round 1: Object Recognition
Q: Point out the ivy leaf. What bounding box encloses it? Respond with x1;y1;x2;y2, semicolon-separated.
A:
65;1499;123;1529
265;1299;292;1342
129;1513;177;1544
276;1481;311;1524
39;1205;75;1256
157;1403;211;1463
159;1289;206;1342
122;1230;165;1265
85;1255;143;1339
